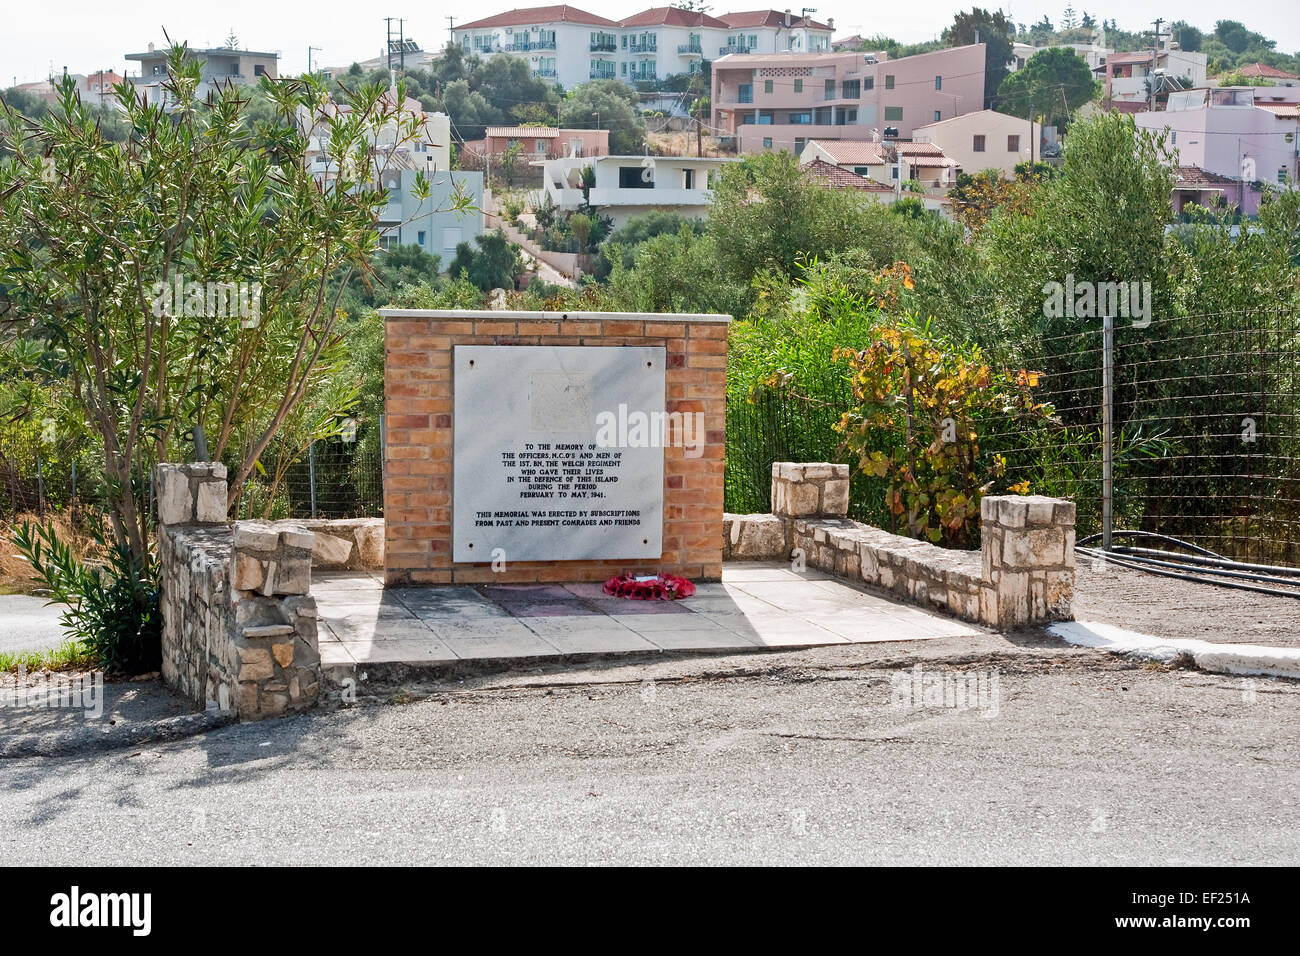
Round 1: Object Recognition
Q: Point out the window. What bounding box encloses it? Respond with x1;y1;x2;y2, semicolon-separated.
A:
764;79;773;94
884;106;902;121
417;230;426;246
1282;168;1289;184
825;78;835;97
441;227;461;250
842;80;860;98
763;137;773;149
618;166;653;189
683;169;695;189
864;76;874;91
621;35;627;48
884;74;895;90
254;65;266;77
1007;135;1020;152
738;83;753;103
935;75;942;90
794;137;807;153
621;62;627;75
973;134;986;152
890;164;899;180
536;139;548;153
749;34;757;47
788;111;812;124
794;79;802;93
853;166;870;176
814;107;832;124
934;110;941;122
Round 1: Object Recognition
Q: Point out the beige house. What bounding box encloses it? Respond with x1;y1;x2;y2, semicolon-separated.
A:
911;109;1042;178
799;138;957;194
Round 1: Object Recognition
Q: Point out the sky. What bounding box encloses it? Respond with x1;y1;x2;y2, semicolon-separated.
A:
2;1;1297;86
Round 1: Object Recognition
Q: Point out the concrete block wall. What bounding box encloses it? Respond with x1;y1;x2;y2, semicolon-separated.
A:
380;309;728;586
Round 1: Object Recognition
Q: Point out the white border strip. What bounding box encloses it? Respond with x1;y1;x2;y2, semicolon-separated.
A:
1050;620;1300;679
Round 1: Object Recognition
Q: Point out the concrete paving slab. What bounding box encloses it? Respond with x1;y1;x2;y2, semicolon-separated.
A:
438;636;563;660
311;561;982;667
332;637;459;663
535;629;660;655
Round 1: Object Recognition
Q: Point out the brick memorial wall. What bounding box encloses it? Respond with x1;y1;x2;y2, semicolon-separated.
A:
379;310;729;585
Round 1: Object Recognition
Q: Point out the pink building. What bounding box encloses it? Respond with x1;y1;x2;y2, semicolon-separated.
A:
461;127;610;163
711;44;985;155
1134;88;1299;216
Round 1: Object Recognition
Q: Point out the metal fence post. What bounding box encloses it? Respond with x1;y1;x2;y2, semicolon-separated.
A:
379;415;387;511
36;455;45;520
308;441;318;519
1101;312;1114;552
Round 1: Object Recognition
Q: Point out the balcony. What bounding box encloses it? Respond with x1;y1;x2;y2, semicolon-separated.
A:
628;41;657;54
590;40;617;52
719;44;752;57
506;39;556;52
590;66;617;79
677;44;703;57
532;68;558;79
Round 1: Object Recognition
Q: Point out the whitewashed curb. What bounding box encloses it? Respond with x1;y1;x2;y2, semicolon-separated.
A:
1050;620;1300;680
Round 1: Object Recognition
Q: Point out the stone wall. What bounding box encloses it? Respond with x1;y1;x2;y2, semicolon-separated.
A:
156;463;323;720
722;462;1075;630
293;518;384;571
380;309;728;586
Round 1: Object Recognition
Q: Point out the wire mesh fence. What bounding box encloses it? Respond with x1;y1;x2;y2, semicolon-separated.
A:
726;307;1300;568
1;418;386;524
999;307;1300;566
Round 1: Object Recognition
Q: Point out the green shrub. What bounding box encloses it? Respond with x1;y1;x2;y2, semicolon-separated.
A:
11;519;161;674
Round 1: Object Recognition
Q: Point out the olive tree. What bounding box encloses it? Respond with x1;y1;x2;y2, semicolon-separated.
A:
0;44;468;565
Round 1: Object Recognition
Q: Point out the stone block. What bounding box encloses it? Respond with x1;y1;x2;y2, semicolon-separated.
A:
238;647;274;682
195;479;227;524
233;553;265;592
156;466;192;526
354;521;384;569
233;523;280;552
821;479;850;517
312;532;355;567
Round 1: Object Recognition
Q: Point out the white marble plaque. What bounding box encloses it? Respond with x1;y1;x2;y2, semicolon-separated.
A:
452;345;666;562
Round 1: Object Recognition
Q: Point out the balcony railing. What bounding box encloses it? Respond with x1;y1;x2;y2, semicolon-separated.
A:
590;41;617;52
629;41;657;54
677;44;703;56
590;67;617;79
719;44;752;56
532;68;558;79
506;39;556;52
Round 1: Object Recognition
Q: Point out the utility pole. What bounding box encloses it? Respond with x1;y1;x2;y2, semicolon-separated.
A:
307;46;322;76
447;17;456;51
1149;18;1164;112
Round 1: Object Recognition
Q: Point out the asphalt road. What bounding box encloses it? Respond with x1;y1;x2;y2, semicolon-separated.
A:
0;594;65;655
2;634;1296;865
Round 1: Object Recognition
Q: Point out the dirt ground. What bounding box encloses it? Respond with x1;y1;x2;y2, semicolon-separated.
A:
1072;559;1300;647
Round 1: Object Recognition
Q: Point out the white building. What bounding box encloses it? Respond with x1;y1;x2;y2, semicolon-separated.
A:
456;5;622;88
715;9;834;56
454;5;835;88
534;153;736;226
125;42;278;106
1010;40;1110;73
299;94;484;262
1100;42;1208;104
